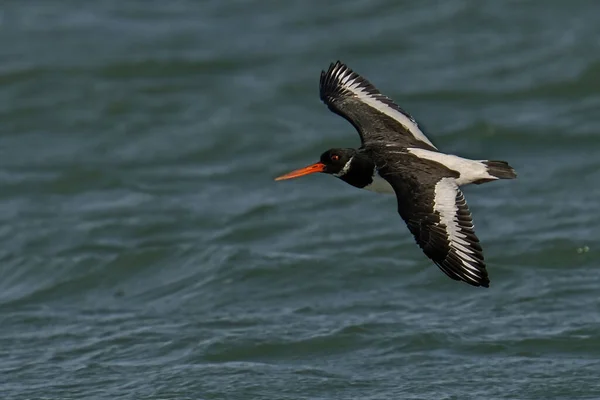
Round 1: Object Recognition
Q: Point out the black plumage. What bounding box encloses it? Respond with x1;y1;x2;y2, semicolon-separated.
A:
276;61;517;287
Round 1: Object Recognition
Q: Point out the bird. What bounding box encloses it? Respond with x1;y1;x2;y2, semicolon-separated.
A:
275;61;517;288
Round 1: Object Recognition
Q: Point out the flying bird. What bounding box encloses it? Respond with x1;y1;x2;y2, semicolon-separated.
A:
275;61;516;287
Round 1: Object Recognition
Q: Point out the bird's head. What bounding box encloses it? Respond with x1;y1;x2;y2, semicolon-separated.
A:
275;148;356;181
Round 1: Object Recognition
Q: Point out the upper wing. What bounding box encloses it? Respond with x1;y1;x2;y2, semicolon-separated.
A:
319;61;437;150
383;172;489;287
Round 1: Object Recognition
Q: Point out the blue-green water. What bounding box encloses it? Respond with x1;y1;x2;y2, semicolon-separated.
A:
1;1;600;399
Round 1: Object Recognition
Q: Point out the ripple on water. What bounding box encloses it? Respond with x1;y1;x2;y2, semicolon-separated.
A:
2;0;600;398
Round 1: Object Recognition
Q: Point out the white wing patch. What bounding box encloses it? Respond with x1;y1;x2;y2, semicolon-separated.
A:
433;178;481;282
330;66;437;149
407;148;496;186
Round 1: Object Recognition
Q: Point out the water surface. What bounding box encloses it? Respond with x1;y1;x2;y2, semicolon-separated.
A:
1;1;600;399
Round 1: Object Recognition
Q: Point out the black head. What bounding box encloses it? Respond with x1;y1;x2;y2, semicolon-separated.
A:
275;147;375;191
319;148;356;175
274;148;356;181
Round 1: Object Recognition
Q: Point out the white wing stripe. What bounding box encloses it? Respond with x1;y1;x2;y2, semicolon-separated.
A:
460;264;482;279
453;242;475;255
433;178;478;271
455;249;478;264
331;67;437;149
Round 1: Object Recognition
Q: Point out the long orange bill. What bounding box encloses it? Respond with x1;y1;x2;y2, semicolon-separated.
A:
274;162;326;181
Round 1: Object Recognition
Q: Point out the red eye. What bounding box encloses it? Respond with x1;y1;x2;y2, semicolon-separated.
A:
331;154;340;161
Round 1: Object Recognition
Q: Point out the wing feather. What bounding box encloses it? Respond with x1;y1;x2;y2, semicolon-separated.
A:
319;61;437;150
382;171;489;287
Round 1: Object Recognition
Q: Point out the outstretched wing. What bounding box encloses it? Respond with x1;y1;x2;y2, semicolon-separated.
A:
319;61;437;150
385;173;489;287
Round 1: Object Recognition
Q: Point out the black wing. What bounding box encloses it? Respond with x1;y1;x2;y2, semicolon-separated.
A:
382;171;489;287
319;61;437;150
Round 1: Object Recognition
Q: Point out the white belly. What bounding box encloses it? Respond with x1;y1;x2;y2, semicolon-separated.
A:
363;174;395;194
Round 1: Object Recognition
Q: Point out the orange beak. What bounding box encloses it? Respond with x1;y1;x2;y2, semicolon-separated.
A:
274;162;326;181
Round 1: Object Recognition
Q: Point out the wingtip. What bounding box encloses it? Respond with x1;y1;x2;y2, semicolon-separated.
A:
479;277;490;288
458;272;490;288
468;268;490;288
436;262;490;288
471;268;490;288
323;60;349;76
319;60;359;100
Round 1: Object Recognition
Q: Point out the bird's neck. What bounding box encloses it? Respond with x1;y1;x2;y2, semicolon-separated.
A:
338;154;377;189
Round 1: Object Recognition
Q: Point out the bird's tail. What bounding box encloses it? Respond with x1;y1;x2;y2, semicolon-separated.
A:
482;160;517;180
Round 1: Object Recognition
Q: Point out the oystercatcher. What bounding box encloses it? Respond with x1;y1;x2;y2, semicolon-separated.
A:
276;61;516;287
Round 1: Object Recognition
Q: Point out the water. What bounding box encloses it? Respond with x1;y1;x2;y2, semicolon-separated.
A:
1;1;600;398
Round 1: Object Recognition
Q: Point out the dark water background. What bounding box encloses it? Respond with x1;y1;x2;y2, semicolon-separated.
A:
1;1;600;399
